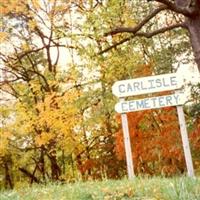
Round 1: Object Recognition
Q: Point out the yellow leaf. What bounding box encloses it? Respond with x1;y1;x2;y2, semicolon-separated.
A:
31;0;40;9
0;32;9;42
35;132;54;147
28;20;37;30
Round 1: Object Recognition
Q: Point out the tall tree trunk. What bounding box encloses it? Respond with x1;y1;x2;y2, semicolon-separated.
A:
4;162;13;189
176;0;200;72
39;147;45;181
47;150;61;181
187;14;200;72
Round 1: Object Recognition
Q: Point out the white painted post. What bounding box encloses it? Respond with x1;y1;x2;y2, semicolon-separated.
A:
120;98;135;179
176;105;195;177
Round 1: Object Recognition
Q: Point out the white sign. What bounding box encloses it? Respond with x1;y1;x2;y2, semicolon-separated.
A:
112;72;194;178
115;93;185;113
112;73;183;97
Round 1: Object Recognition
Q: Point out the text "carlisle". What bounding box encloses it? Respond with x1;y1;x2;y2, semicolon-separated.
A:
112;73;183;97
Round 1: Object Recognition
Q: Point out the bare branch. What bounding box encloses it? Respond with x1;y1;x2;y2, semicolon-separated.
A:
8;44;72;61
0;84;20;99
26;54;51;92
0;67;21;80
135;22;187;38
104;5;167;36
98;36;134;55
99;23;186;55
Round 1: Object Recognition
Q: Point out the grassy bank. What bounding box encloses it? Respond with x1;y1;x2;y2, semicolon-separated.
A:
0;176;200;200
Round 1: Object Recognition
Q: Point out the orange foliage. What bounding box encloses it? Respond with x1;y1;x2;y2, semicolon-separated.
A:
0;0;27;14
134;63;153;77
189;117;200;172
115;107;186;176
78;159;96;175
190;118;200;149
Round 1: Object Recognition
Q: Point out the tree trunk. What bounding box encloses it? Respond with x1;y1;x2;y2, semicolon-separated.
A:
39;147;45;181
4;162;13;189
187;14;200;72
47;150;61;181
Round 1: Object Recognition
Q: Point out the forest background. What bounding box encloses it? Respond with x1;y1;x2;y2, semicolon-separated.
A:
0;0;200;190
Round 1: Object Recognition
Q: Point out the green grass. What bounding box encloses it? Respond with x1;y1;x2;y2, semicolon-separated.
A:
0;176;200;200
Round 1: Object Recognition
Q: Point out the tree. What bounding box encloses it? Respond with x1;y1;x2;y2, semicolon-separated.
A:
1;0;135;185
0;0;84;186
103;0;200;73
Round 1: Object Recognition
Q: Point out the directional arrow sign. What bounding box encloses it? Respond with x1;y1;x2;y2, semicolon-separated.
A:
112;73;183;97
115;93;186;113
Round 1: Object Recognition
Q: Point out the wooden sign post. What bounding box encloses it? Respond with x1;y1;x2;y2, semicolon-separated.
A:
120;98;134;179
177;105;194;177
112;73;195;178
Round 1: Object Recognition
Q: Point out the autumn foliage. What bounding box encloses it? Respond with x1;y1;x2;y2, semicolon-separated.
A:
115;107;187;176
0;0;200;190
